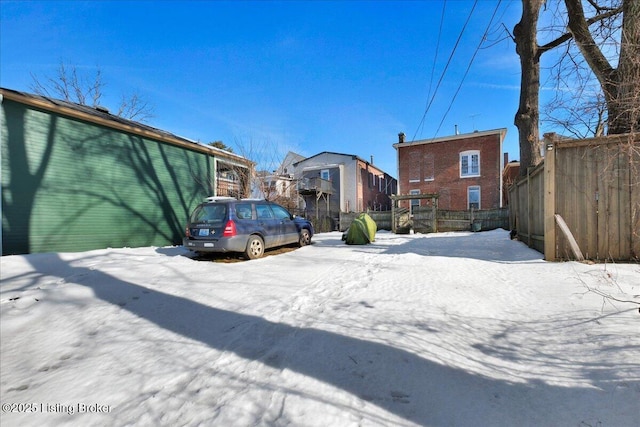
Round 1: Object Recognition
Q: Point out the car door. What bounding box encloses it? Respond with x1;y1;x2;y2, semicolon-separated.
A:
255;204;279;247
270;204;299;245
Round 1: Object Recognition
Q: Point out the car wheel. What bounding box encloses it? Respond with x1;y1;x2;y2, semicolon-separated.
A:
244;235;264;259
298;229;311;247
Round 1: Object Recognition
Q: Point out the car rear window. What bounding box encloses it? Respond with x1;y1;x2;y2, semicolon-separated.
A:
190;204;227;223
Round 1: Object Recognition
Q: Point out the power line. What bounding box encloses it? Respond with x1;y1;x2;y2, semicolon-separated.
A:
413;0;478;142
432;0;503;137
416;0;447;139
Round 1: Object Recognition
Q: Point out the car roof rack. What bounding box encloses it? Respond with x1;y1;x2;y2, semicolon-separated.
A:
204;196;236;202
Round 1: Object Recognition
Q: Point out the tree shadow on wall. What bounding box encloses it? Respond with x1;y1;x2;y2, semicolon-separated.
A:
2;102;211;254
2;106;57;254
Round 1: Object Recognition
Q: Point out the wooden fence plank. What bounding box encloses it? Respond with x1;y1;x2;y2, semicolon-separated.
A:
544;139;556;261
555;214;584;261
510;132;638;261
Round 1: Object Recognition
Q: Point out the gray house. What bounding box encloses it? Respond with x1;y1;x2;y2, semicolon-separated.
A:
294;152;397;225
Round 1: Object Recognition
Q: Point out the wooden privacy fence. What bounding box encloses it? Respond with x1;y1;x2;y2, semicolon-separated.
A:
508;132;639;261
339;207;509;234
339;211;393;232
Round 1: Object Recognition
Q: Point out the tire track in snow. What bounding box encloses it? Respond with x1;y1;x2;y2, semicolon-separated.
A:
195;247;386;421
281;249;384;326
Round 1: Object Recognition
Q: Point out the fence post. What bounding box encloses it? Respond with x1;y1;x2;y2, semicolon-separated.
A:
391;198;396;233
432;196;438;233
543;135;557;261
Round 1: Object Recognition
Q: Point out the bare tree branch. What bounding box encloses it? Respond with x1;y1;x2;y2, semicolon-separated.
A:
538;5;622;54
30;61;153;123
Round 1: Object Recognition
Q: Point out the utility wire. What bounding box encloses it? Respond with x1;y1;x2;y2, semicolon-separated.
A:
433;0;503;137
416;0;447;139
413;0;478;142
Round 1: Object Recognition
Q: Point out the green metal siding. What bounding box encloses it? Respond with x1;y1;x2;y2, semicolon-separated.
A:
2;99;216;255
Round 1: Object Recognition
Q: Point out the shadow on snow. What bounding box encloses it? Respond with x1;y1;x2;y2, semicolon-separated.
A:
23;249;638;426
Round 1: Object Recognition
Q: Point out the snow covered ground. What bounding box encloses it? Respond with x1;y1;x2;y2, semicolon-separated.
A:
1;229;639;427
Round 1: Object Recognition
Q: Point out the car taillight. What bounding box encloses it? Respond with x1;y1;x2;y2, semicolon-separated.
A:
185;226;191;237
223;220;237;237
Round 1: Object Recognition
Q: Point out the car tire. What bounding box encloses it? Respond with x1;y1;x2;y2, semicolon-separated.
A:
298;229;311;247
244;235;264;259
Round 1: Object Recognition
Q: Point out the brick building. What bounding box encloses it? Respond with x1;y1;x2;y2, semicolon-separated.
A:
393;128;507;211
502;156;520;206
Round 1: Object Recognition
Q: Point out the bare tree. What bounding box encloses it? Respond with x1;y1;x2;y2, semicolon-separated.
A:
31;62;103;106
513;0;636;174
539;0;621;138
232;137;299;208
542;82;608;139
30;61;154;122
565;0;639;134
116;91;155;123
513;0;546;174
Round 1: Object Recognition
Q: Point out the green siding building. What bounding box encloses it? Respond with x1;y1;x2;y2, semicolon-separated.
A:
1;88;252;255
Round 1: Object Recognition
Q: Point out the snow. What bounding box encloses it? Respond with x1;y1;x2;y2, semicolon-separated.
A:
1;229;639;427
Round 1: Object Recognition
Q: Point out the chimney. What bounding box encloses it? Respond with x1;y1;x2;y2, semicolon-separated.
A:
398;132;405;143
455;124;459;135
370;155;374;165
504;153;509;166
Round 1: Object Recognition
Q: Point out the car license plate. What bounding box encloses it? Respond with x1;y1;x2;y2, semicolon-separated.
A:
204;243;214;247
199;229;210;236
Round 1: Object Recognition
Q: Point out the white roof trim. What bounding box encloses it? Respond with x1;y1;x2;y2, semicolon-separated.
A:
393;128;507;148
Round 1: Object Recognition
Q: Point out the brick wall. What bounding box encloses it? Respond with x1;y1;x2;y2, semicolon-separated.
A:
397;133;502;210
358;160;394;211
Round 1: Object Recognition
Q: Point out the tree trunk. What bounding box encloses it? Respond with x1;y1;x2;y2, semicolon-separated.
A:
566;0;640;134
614;0;640;133
514;0;545;175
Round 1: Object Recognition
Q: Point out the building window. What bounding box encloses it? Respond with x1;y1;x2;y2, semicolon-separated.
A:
468;186;480;210
460;150;480;177
218;169;239;182
321;169;330;181
409;189;420;213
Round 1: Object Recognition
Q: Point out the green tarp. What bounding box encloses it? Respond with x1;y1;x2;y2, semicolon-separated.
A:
343;213;377;245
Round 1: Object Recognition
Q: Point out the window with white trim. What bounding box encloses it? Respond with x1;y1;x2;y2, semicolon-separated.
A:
460;150;480;177
409;189;420;213
468;186;480;210
321;169;330;181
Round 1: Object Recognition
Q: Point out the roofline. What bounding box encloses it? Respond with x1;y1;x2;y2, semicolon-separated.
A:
0;87;253;166
393;128;507;149
294;151;358;165
293;150;393;175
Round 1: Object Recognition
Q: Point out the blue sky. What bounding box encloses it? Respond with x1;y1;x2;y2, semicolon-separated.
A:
1;0;524;176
